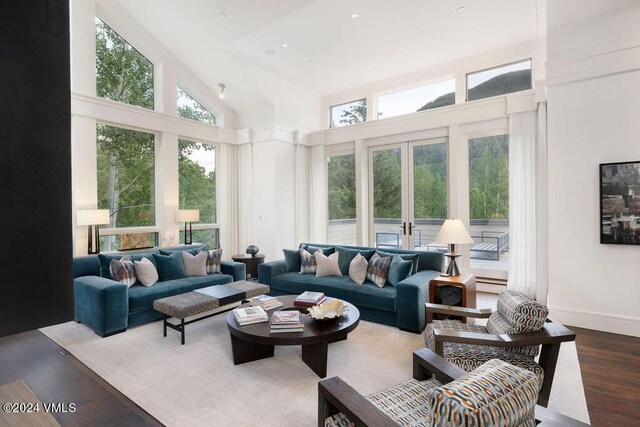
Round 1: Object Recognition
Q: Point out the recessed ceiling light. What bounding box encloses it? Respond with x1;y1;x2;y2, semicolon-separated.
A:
458;6;465;12
264;49;275;55
351;13;358;18
281;43;288;48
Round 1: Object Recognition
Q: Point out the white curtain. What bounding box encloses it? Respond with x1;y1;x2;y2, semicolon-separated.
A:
294;144;310;244
309;144;327;243
217;142;239;258
507;111;537;297
535;102;549;304
237;143;254;251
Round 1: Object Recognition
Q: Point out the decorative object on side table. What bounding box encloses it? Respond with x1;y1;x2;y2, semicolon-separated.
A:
176;209;199;245
308;299;348;322
77;209;111;254
599;161;640;245
434;219;474;276
246;245;259;256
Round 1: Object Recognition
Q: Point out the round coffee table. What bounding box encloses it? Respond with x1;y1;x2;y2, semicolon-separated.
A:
226;295;360;378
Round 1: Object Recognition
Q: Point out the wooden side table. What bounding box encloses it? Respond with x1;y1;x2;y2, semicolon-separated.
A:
428;274;476;323
231;254;265;280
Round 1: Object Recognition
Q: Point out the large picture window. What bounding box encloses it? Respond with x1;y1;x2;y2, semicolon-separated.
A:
327;154;356;246
330;99;367;128
467;59;532;102
96;18;154;109
177;87;216;125
377;79;455;119
97;125;156;250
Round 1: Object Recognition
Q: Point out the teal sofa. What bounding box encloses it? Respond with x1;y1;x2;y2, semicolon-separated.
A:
258;243;444;333
73;244;245;337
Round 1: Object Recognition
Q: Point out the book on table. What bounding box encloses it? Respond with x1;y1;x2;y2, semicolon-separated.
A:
233;306;268;326
270;310;304;333
249;295;283;310
294;291;326;307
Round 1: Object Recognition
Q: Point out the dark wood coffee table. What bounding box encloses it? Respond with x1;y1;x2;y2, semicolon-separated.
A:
226;295;360;378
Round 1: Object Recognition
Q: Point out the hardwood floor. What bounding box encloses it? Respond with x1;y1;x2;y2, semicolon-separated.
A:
1;303;638;426
0;330;160;427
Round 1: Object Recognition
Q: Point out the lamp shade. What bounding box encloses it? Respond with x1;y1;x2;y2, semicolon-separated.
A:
434;219;474;245
176;209;200;223
77;209;110;226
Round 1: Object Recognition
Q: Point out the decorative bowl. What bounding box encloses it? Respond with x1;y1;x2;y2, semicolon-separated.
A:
246;245;259;256
307;299;348;321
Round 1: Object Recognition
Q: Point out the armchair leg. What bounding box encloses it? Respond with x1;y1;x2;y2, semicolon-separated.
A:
537;343;561;407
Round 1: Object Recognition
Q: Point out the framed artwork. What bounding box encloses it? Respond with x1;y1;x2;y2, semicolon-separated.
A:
600;161;640;245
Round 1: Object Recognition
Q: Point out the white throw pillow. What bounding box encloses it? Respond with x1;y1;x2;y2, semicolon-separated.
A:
314;251;342;277
181;251;208;277
349;253;368;285
134;257;159;287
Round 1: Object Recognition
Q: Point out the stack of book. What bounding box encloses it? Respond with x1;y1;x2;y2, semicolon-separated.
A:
248;295;283;311
270;311;304;333
233;306;268;326
294;291;326;307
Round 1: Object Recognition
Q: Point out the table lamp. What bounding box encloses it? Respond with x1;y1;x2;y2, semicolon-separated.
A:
77;209;111;254
177;209;200;245
434;219;474;276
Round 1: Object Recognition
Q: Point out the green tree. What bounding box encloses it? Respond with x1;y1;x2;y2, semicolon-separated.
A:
177;87;216;125
327;155;356;220
178;140;216;224
469;135;509;219
338;100;366;126
372;149;402;218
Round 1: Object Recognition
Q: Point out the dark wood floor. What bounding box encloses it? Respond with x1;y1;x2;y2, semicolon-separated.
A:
1;315;638;426
0;330;160;426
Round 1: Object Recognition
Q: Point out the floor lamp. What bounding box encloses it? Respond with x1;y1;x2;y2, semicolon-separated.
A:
77;209;111;255
434;219;474;276
177;209;200;245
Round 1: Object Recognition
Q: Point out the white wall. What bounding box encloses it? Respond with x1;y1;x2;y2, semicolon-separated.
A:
546;3;640;336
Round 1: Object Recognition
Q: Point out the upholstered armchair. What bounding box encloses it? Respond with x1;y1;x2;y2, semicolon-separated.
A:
424;289;576;406
318;348;588;426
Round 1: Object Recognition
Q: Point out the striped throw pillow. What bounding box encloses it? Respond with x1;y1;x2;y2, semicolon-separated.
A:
205;248;222;274
109;256;137;287
366;253;392;288
299;248;317;274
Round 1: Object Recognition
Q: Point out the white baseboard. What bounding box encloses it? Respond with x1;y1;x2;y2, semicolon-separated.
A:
549;306;640;338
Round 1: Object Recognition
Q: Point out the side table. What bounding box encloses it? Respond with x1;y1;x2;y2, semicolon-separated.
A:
231;254;265;280
428;274;476;323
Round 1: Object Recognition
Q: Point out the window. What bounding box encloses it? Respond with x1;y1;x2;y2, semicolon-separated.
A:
467;59;532;101
377;80;455;119
177;87;216;125
330;99;366;128
412;143;448;247
95;18;154;109
97;125;155;250
179;139;216;245
327;154;356;245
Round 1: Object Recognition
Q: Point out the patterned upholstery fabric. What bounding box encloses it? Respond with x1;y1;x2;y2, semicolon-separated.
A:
424;320;545;387
366;253;392;288
109;256;137;287
204;248;222;274
299;248;317;274
428;359;539;427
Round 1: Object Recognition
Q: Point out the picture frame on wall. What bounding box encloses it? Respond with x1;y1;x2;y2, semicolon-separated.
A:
600;161;640;245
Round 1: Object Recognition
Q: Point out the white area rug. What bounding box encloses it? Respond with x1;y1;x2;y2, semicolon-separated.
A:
41;317;590;426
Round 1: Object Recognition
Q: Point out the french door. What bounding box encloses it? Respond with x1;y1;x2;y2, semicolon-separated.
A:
368;139;448;251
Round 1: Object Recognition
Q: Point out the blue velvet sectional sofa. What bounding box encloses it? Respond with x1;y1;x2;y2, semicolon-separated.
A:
258;243;444;333
73;244;246;337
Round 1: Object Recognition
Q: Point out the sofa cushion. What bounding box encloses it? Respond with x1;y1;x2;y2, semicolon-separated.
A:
153;252;187;282
387;254;413;286
98;253;156;278
204;248;222;274
134;257;158;287
182;251;208;276
283;249;301;273
128;274;233;312
270;272;396;312
301;244;335;255
315;251;342;277
109;256;137;287
299;248;317;274
367;253;392;288
348;253;368;285
336;248;359;275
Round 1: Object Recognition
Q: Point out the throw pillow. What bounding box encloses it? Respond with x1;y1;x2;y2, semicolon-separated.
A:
299;248;317;274
376;250;420;275
181;251;208;277
152;252;187;282
205;248;222;274
314;251;342;277
98;253;155;278
283;248;302;272
109;256;137;287
134;257;158;287
366;253;392;288
387;254;414;286
348;253;368;285
301;244;335;256
336;247;360;275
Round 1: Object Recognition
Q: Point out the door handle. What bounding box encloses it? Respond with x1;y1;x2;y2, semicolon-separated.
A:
408;222;413;236
398;222;407;235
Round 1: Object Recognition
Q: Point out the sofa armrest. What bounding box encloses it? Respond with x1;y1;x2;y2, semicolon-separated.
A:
73;276;128;337
395;270;440;333
221;261;246;282
258;260;286;287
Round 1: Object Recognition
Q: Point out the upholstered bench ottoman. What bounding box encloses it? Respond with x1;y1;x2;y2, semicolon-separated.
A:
153;280;269;344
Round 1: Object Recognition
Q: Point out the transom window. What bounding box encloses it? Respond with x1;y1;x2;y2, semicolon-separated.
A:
467;59;532;102
95;18;154;110
377;79;455;119
177;87;216;125
330;99;367;128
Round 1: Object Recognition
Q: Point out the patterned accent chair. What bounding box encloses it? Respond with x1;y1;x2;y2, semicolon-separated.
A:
318;348;588;427
424;289;576;406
